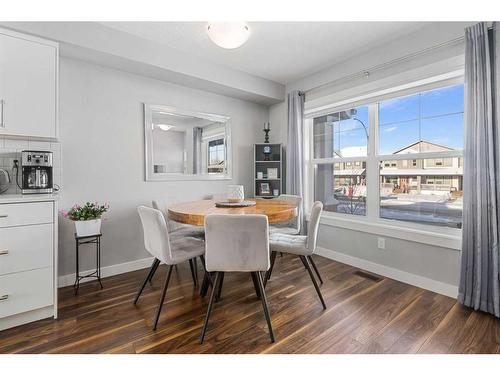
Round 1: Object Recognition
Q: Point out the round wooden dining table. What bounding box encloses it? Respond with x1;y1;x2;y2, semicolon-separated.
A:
168;198;298;226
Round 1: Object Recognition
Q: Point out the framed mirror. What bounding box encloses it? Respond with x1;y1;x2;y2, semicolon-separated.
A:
144;104;232;181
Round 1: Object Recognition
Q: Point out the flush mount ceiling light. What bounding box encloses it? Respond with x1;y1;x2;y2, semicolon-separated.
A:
155;124;173;131
207;22;250;49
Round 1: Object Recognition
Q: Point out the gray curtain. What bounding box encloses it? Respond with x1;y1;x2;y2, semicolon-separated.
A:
286;90;306;232
459;22;500;317
192;127;202;174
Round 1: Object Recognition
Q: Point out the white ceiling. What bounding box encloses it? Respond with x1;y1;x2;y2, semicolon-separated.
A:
101;22;429;84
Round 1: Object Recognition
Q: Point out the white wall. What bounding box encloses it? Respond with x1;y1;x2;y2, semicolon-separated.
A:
58;57;268;277
268;23;475;296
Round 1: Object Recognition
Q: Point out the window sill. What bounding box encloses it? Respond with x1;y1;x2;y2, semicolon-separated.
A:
310;212;461;251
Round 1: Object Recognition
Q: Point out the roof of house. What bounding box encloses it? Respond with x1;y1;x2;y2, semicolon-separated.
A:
393;140;455;155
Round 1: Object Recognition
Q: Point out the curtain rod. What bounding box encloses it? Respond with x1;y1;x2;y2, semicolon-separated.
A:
305;35;466;96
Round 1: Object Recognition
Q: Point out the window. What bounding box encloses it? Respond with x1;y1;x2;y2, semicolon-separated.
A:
313;106;368;216
310;82;464;229
207;138;225;174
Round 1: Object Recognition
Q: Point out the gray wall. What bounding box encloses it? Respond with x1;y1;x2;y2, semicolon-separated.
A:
269;101;287;145
58;57;268;276
316;226;461;287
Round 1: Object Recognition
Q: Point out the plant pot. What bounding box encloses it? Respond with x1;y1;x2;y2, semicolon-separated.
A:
75;219;102;237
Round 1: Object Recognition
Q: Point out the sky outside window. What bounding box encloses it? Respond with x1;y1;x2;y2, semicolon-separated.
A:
313;105;369;159
379;84;464;155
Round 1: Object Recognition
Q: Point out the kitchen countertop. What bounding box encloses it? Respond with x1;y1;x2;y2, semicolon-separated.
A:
0;193;59;204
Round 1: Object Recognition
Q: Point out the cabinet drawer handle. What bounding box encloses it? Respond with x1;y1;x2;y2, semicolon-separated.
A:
0;295;8;301
0;250;8;255
0;214;8;218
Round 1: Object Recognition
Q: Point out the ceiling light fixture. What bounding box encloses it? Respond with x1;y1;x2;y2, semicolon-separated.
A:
155;124;173;131
207;22;250;49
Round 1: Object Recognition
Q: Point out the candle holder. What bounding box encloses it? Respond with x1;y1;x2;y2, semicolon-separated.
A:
263;122;270;143
263;128;270;143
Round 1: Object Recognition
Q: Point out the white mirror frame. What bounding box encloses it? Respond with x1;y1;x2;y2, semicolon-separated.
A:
144;103;232;181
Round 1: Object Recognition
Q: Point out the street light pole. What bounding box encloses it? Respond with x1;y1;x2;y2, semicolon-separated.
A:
352;117;369;140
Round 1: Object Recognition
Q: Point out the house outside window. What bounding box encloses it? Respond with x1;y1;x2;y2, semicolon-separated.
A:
309;81;464;229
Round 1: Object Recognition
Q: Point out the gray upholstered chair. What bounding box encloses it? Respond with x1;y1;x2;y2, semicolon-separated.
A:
200;214;274;343
269;194;303;235
267;201;326;309
134;206;206;330
152;200;205;238
269;194;323;284
152;200;205;286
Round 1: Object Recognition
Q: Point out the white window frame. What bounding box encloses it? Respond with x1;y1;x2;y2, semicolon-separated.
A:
304;72;464;250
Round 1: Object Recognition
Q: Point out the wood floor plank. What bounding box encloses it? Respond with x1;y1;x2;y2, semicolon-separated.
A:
384;292;455;353
1;254;499;354
417;302;473;353
448;310;500;354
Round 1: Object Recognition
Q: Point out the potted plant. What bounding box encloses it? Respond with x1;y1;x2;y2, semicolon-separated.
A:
61;202;109;237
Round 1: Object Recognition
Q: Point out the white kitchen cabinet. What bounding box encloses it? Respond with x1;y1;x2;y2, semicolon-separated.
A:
0;28;58;139
0;268;53;319
0;225;53;275
0;196;58;331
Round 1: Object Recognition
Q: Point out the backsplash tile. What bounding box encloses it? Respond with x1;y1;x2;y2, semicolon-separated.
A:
4;138;29;150
0;137;62;195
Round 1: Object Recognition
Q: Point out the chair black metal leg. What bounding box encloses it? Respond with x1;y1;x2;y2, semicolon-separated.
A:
308;256;323;284
216;272;225;300
254;272;275;343
153;265;174;330
301;256;326;310
193;257;198;283
189;259;198;286
134;258;160;305
264;251;277;288
301;256;308;270
148;258;160;284
199;255;214;297
250;272;262;299
200;272;221;344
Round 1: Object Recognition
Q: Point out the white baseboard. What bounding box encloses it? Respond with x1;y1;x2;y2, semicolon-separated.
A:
58;256;154;288
316;246;458;298
0;306;54;331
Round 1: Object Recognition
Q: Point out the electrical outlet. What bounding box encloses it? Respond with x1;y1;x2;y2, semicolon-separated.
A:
377;237;386;250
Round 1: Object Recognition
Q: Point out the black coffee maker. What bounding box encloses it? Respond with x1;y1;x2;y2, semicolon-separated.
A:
21;151;53;194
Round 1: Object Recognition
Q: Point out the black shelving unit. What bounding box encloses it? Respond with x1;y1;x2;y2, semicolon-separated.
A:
254;143;283;198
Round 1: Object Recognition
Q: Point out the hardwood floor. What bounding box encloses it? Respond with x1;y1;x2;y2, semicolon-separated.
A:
1;254;499;354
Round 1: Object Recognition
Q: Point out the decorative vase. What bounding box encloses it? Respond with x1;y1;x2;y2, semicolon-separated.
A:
227;185;245;203
75;218;102;237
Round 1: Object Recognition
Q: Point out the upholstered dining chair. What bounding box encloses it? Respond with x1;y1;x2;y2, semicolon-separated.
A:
134;206;206;330
269;194;302;235
152;200;205;286
268;194;323;284
152;200;205;238
266;201;326;309
200;214;274;344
